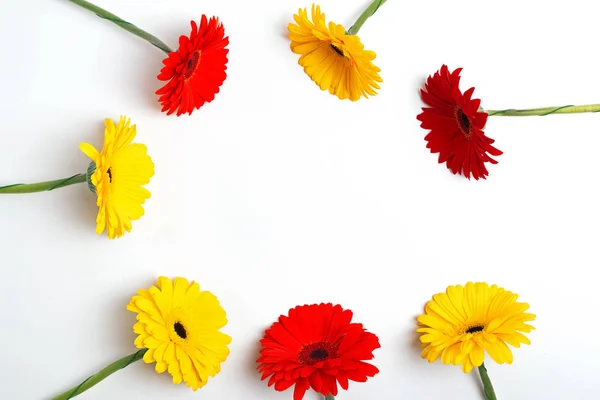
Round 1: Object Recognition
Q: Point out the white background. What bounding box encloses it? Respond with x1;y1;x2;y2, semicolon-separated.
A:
1;0;598;399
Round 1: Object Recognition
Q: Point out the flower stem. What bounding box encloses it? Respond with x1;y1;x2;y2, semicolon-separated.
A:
477;363;498;400
325;395;335;400
0;173;86;194
66;0;173;54
486;104;600;117
347;0;387;35
52;349;147;400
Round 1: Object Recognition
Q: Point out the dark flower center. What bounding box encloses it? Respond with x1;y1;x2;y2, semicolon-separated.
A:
310;348;329;360
184;50;202;80
174;321;187;339
107;167;113;183
330;43;345;57
298;341;339;365
455;107;472;137
466;325;484;334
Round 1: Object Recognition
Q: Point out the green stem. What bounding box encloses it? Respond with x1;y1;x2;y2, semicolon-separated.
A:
66;0;173;54
478;363;498;400
52;349;147;400
347;0;387;35
0;173;86;194
486;104;600;116
325;395;335;400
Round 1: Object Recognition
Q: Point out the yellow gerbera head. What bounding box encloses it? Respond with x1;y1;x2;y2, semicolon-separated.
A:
80;116;154;239
127;277;231;391
417;282;536;373
288;4;382;101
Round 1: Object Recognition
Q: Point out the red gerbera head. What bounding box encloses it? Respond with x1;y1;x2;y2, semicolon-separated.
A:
156;16;229;116
417;65;502;180
257;303;380;400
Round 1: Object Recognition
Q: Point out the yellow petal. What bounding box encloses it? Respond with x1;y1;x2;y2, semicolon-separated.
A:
173;277;190;305
79;143;99;161
487;340;514;364
155;361;167;374
462;356;474;373
469;344;484;367
143;347;155;363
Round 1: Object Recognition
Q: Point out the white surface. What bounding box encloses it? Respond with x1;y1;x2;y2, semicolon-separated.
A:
1;0;598;399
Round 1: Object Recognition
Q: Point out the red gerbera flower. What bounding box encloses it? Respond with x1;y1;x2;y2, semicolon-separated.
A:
257;303;380;400
417;65;502;180
156;16;229;116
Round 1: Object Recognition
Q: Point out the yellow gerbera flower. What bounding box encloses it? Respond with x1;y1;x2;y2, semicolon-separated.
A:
288;4;382;101
80;116;154;239
417;282;535;373
127;276;231;391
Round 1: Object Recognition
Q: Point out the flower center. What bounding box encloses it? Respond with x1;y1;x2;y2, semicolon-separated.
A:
310;348;329;360
107;167;113;183
330;43;345;57
455;107;472;137
184;50;202;80
174;321;187;339
298;341;339;365
466;325;484;334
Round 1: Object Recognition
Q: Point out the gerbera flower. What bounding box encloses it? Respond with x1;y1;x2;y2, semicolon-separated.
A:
0;115;153;239
80;116;154;239
417;65;503;180
288;4;383;101
156;16;229;116
417;282;535;373
66;1;228;116
127;276;232;390
50;277;230;399
257;303;380;400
